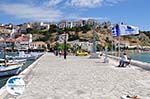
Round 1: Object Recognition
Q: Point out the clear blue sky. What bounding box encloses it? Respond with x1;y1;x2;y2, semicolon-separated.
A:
0;0;149;30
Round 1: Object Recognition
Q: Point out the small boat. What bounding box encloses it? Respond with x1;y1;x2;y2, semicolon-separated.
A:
8;59;26;64
0;59;23;77
6;51;38;61
6;56;27;64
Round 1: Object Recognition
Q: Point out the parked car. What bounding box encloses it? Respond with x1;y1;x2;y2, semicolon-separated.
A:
76;50;88;56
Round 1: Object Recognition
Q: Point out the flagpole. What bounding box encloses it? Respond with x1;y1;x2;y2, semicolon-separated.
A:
111;40;113;55
118;35;120;57
116;24;120;57
114;40;116;56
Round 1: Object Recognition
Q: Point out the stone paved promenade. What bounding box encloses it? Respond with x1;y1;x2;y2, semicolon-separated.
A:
15;53;150;99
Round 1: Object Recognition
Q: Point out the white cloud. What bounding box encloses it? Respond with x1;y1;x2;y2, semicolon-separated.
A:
62;14;109;22
78;17;109;20
0;0;126;21
67;0;125;8
44;0;64;7
67;0;104;8
0;3;62;21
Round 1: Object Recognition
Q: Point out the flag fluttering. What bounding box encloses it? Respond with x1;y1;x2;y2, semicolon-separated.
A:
112;24;139;37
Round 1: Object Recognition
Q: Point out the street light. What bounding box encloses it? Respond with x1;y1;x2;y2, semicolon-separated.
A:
89;21;99;58
64;32;67;59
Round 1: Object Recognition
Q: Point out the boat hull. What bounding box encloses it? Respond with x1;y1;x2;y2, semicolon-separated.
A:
0;66;22;77
8;59;26;64
15;56;37;61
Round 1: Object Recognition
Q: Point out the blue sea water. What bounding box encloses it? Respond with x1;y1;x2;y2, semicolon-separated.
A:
130;53;150;63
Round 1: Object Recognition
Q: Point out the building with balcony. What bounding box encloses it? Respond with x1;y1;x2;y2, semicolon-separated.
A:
15;34;32;50
31;41;47;50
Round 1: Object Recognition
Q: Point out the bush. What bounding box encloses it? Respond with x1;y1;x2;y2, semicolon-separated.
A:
54;43;72;51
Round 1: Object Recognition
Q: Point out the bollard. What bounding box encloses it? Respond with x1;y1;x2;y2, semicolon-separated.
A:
104;47;109;63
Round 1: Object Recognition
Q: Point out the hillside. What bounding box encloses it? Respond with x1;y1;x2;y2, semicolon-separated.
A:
28;24;150;47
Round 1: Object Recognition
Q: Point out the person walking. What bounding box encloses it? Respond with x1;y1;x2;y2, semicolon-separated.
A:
59;50;62;57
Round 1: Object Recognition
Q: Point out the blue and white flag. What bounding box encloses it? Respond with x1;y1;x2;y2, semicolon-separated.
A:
112;24;120;37
119;24;139;36
112;24;139;37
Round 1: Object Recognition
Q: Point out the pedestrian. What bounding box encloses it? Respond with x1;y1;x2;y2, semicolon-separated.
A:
59;50;62;57
118;52;130;67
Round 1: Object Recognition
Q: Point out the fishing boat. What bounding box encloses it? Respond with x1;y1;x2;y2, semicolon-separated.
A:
0;59;23;77
6;51;38;61
0;40;23;77
6;56;27;64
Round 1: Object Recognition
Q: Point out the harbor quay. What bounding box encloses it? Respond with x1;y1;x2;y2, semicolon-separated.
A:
1;53;150;99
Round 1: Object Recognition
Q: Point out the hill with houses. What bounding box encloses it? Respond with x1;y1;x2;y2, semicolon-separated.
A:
0;20;150;52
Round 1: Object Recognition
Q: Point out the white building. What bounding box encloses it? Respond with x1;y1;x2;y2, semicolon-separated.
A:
0;26;16;38
58;33;69;43
15;34;32;50
69;40;93;52
40;22;50;30
58;20;86;28
31;41;47;49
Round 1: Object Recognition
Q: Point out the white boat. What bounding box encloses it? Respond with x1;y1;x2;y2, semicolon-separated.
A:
8;59;26;64
6;56;27;64
0;59;23;77
30;52;44;58
6;51;38;61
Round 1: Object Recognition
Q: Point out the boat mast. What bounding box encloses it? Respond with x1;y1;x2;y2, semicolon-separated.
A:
3;39;7;66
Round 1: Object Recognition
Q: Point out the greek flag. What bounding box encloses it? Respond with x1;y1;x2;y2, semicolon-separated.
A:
112;24;120;37
112;24;139;37
119;24;139;36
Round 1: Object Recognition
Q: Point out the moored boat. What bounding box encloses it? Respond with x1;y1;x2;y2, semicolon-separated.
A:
6;56;27;64
0;59;22;77
6;51;38;61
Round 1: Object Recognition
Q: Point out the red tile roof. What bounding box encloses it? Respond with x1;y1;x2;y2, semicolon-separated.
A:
16;35;29;42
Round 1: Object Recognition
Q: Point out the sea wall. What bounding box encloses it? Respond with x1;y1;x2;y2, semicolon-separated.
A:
0;53;45;99
108;55;150;70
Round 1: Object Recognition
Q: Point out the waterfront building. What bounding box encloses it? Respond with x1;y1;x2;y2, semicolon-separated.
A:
5;38;16;50
0;37;5;50
31;41;47;50
0;37;16;51
15;34;32;50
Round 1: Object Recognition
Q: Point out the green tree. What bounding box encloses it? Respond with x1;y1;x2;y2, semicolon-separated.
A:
68;34;79;41
54;43;72;51
49;25;58;33
81;25;91;33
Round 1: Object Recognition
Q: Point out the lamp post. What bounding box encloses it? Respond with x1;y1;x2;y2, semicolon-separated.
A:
89;21;99;58
93;24;97;54
64;32;67;59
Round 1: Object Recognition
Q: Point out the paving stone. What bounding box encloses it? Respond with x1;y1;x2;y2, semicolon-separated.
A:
16;53;150;99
